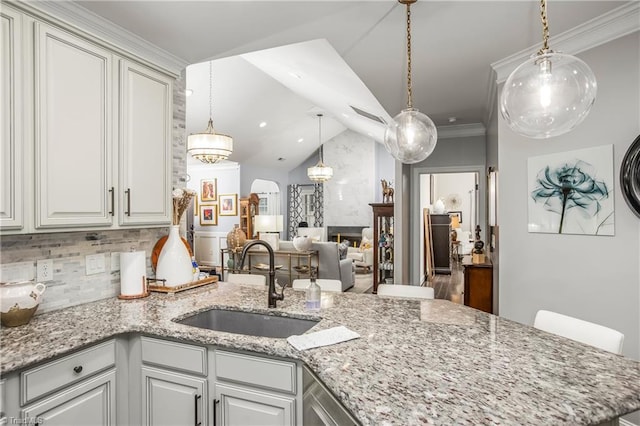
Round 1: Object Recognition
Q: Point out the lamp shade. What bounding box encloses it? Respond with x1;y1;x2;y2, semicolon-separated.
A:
254;215;283;233
187;119;233;164
450;215;460;229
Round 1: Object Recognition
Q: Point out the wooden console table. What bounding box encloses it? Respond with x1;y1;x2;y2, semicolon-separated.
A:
462;255;493;314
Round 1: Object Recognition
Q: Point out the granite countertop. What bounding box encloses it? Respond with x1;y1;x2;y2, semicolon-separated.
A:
1;282;639;425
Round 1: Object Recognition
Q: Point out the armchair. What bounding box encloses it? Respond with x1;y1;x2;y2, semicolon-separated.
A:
347;228;374;272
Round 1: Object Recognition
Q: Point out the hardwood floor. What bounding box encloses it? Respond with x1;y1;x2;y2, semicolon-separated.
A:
348;260;464;302
429;261;464;302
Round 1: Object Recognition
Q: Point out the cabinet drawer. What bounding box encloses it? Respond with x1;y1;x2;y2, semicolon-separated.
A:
215;351;296;394
141;336;207;376
20;339;115;405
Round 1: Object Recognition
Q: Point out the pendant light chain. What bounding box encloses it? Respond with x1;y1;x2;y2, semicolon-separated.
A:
318;114;323;163
405;2;413;109
537;0;550;55
208;61;213;119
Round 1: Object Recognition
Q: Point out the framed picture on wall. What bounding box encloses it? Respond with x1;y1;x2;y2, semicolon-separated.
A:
200;204;218;226
201;179;217;201
219;194;238;216
449;210;462;224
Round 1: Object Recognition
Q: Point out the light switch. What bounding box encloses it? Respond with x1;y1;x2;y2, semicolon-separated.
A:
86;254;106;275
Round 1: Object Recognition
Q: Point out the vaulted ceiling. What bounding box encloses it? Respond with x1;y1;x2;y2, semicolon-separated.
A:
75;1;626;170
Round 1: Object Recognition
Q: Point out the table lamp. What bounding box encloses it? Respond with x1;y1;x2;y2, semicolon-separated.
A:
450;215;460;241
254;215;283;250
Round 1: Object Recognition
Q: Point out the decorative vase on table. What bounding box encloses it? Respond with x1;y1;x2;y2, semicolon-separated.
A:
155;188;197;287
292;235;312;252
155;225;194;286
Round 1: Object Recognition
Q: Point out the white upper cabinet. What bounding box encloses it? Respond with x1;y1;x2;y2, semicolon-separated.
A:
0;7;24;230
0;4;175;234
34;22;114;229
118;60;172;226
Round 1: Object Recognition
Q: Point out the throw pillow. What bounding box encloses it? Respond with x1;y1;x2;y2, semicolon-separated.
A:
360;236;372;251
338;240;350;260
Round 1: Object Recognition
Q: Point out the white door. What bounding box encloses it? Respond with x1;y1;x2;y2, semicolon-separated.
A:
34;22;113;229
215;382;295;426
0;7;23;230
22;370;115;426
118;60;172;226
142;367;206;426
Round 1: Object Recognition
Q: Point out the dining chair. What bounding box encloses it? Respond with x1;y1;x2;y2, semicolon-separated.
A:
292;279;343;293
226;273;266;287
533;310;624;354
376;284;435;300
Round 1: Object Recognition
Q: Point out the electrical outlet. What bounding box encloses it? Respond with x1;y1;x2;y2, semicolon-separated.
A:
37;259;54;282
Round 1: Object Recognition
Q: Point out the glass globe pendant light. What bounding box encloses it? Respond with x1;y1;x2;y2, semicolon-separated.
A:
187;61;233;163
384;0;437;164
307;114;333;182
500;0;597;139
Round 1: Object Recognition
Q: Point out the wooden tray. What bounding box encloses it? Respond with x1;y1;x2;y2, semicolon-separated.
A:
148;276;218;294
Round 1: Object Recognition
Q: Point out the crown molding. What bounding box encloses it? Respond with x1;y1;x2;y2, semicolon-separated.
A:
437;123;486;139
491;2;640;83
7;0;188;76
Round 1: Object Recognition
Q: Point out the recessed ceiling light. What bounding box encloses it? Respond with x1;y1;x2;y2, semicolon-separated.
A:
259;122;267;128
185;89;193;97
342;113;350;119
448;117;457;123
288;71;302;79
297;138;304;143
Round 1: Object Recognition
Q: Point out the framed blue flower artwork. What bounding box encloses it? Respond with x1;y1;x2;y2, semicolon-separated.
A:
527;145;614;235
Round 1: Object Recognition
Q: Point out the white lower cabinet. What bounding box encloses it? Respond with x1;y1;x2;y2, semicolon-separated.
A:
212;350;300;426
214;382;295;426
141;366;206;426
21;370;116;426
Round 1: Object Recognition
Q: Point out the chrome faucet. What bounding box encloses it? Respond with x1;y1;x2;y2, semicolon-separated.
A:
239;240;284;308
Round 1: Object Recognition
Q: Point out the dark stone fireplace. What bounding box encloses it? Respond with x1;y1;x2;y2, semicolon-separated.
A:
327;226;366;247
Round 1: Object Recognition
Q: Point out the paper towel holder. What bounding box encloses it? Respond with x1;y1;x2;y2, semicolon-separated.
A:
117;276;150;300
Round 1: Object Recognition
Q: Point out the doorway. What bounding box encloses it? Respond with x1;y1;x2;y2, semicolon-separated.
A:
410;166;485;286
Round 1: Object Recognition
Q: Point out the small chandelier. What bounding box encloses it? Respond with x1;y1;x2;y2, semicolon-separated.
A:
500;0;597;139
384;0;437;164
307;114;333;182
187;61;233;163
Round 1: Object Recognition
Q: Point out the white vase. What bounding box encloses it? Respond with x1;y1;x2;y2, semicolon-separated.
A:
293;235;312;252
433;199;446;214
156;225;193;287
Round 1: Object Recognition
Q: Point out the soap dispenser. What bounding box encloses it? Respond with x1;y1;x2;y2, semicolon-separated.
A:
305;275;321;312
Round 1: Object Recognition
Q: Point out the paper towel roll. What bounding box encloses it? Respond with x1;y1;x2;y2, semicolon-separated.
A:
120;251;146;296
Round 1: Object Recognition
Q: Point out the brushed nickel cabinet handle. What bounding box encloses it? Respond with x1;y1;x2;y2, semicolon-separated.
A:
108;187;114;216
125;188;131;216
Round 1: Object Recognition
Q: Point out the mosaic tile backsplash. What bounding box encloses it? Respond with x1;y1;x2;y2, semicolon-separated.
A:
0;229;168;313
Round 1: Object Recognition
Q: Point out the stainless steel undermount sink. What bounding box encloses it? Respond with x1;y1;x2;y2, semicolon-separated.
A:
176;308;320;338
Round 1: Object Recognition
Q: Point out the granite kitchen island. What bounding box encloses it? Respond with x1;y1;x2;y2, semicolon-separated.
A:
1;282;638;425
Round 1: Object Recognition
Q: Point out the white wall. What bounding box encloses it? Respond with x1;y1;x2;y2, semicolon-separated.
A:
323;130;376;227
432;172;476;234
498;33;640;361
188;163;241;234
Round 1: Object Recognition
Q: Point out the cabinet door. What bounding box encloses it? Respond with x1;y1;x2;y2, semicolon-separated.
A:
21;370;115;426
142;366;206;426
215;382;295;426
34;22;113;229
0;7;23;231
118;60;172;226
